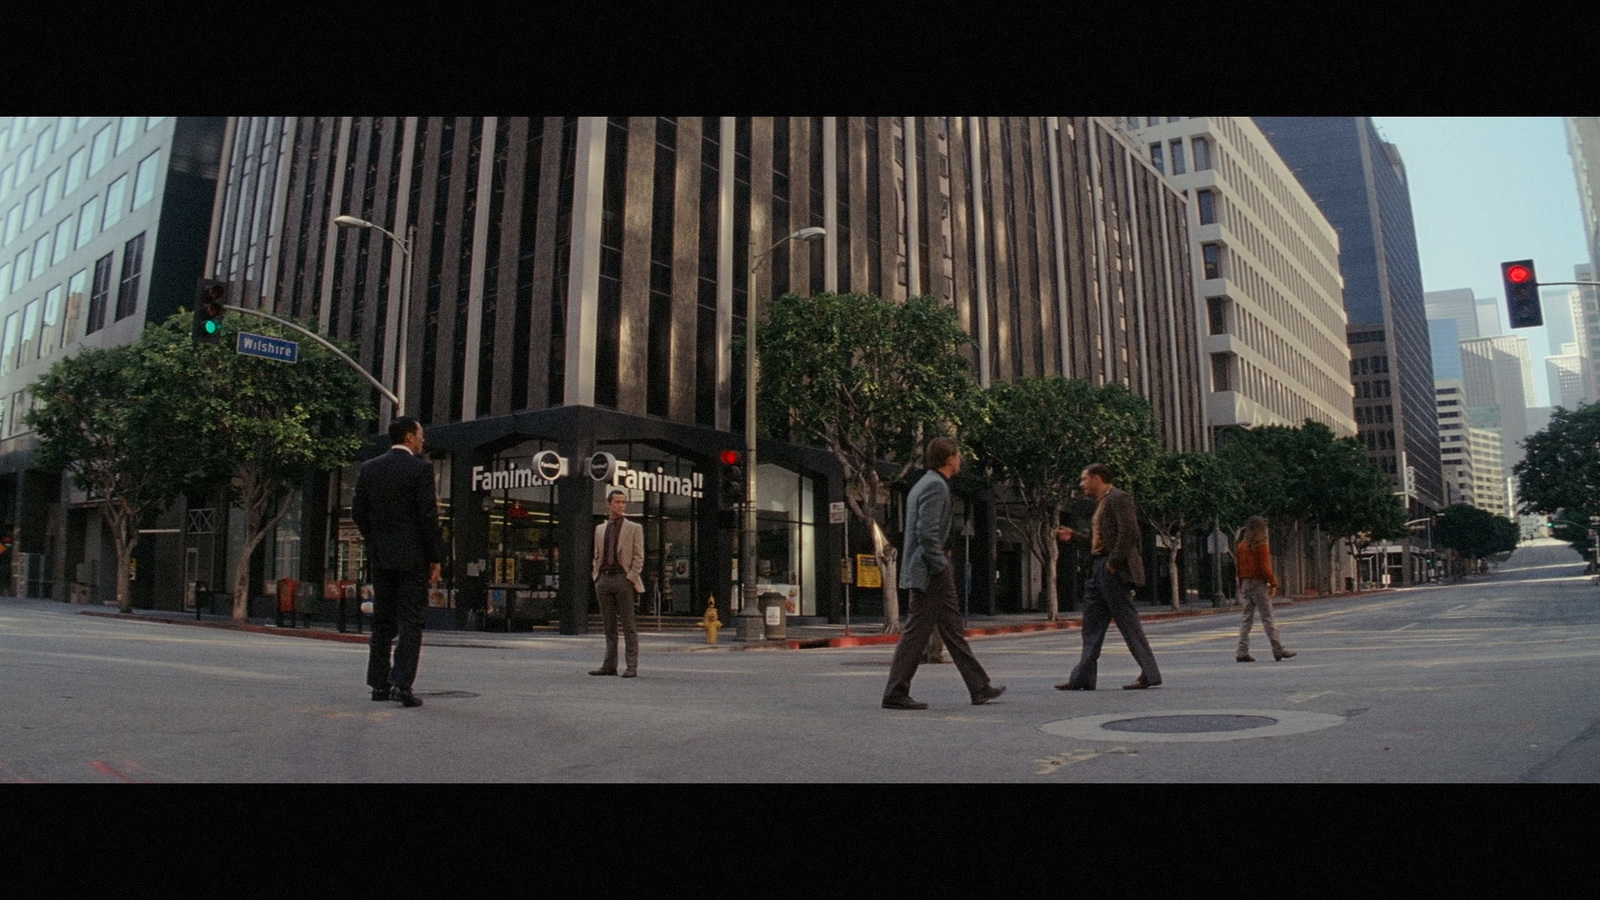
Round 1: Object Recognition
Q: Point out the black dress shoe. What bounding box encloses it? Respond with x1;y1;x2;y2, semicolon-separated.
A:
882;696;928;710
589;668;617;676
971;685;1006;705
390;687;423;708
1236;653;1256;663
371;689;391;701
621;668;637;678
1054;680;1094;691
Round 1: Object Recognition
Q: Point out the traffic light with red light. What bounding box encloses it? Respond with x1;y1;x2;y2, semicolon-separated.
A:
192;279;228;344
1502;259;1542;329
719;449;745;510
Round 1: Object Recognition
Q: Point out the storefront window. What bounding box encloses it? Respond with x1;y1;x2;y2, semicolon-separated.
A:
483;440;560;624
596;442;701;616
753;463;816;615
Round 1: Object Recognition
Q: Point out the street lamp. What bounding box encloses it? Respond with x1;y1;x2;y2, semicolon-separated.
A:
333;214;414;431
737;226;826;641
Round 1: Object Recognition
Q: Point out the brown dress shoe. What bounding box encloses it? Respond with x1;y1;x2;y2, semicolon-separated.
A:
621;668;637;678
1274;649;1297;661
1236;653;1256;663
1122;677;1160;690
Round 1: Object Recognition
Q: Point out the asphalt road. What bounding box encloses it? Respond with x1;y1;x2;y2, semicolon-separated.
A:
3;538;1597;782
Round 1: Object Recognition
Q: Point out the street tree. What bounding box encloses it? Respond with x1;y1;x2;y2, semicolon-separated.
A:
1435;503;1520;561
1515;402;1600;540
142;311;371;621
968;376;1160;620
26;344;196;612
1139;450;1243;609
757;292;975;633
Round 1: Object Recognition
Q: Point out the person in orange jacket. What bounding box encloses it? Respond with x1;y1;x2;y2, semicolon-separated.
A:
1235;516;1295;663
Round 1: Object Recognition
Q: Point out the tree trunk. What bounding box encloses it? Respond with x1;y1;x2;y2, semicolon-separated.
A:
105;505;138;613
231;479;296;622
1168;546;1182;609
873;519;900;634
1043;509;1060;621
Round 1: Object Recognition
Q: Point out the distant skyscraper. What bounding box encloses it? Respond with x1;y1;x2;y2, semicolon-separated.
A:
1460;333;1534;474
1426;288;1480;341
1255;117;1442;523
1565;118;1600;279
1429;318;1463;382
1436;379;1474;508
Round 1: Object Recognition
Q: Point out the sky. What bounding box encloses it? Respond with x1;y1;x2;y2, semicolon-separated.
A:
1370;117;1590;407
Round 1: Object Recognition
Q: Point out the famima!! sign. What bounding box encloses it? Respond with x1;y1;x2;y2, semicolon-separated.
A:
586;452;704;499
470;451;704;500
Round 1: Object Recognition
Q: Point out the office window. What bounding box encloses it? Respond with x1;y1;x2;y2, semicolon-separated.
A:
115;232;144;321
76;196;98;248
41;283;63;356
20;298;40;363
146;116;166;130
1193;136;1211;170
132;152;160;210
54;119;73;152
89;124;113;175
86;253;112;335
65;148;86;194
43;168;62;214
115;117;141;154
10;249;26;292
4;204;18;244
1170;139;1186;174
64;268;86;346
1202;242;1222;279
1206;296;1230;335
0;164;11;200
1197;188;1216;225
52;216;72;265
1211;353;1232;391
103;175;128;230
33;130;52;169
24;186;40;229
1;312;17;376
1149;142;1163;173
31;231;50;279
0;263;8;305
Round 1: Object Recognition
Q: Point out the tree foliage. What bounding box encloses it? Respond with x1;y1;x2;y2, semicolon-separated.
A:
26;343;197;612
1515;402;1600;529
757;292;976;632
1434;503;1519;560
141;311;370;620
967;376;1160;619
1139;450;1243;608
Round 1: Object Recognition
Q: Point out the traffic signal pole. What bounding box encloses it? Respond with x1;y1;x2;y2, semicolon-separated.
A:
216;304;401;414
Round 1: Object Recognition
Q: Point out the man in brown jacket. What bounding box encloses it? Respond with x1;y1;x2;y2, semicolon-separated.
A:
1053;463;1163;690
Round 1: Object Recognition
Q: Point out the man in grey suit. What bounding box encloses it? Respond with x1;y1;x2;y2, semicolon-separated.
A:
352;416;444;709
1054;462;1163;691
882;437;1005;710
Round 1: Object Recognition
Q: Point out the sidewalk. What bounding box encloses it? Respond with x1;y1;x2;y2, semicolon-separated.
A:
30;587;1387;652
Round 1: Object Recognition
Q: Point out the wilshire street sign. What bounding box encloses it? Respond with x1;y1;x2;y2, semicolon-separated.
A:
236;331;299;364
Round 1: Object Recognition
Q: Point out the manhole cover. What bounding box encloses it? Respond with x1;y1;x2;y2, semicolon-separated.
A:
1040;709;1344;743
1102;714;1278;734
417;690;479;699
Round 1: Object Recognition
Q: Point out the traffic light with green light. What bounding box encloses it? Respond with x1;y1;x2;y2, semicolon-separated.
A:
192;279;227;344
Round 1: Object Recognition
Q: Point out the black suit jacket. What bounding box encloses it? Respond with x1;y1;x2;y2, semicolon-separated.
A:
352;447;445;573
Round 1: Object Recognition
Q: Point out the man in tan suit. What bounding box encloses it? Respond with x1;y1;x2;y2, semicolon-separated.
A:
1053;462;1163;690
591;489;645;677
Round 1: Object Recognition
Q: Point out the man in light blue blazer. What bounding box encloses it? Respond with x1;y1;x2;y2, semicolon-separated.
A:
881;437;1006;710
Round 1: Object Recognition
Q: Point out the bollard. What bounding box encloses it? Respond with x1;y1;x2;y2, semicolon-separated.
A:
696;596;722;644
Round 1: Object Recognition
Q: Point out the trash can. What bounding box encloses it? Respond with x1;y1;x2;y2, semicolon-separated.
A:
1345;577;1355;592
276;578;298;626
758;590;787;641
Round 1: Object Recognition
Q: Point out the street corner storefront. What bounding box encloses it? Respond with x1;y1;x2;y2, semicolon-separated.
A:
326;408;843;635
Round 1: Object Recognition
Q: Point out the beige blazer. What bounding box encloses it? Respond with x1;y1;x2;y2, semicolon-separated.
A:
592;517;646;594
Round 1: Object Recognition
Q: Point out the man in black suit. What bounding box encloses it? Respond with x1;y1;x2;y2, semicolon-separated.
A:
352;416;444;708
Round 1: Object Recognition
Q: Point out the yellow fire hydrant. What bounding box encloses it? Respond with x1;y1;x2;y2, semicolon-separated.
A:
697;597;722;644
